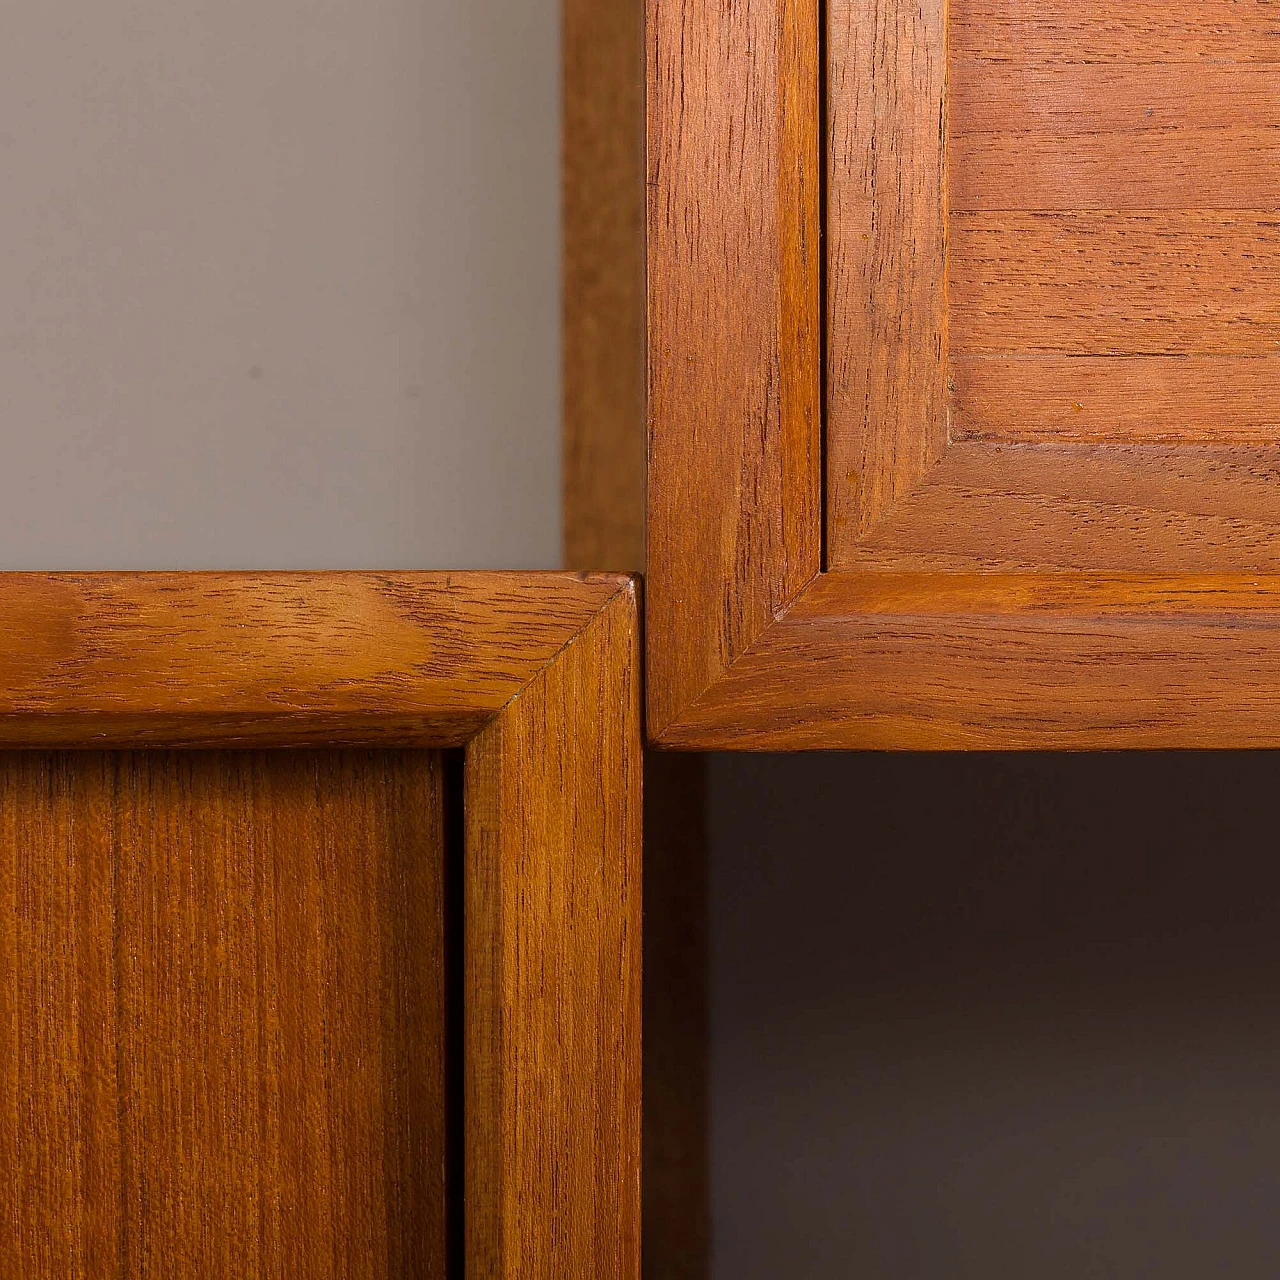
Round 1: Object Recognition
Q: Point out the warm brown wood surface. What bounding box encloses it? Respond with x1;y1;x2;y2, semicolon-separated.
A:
647;0;1280;747
563;8;710;1259
646;0;821;738
950;0;1280;63
0;749;446;1278
563;0;646;572
657;572;1280;750
853;442;1280;571
0;572;622;747
950;65;1280;209
826;0;948;549
952;357;1280;444
0;571;640;1274
949;7;1280;447
950;213;1280;356
465;585;641;1279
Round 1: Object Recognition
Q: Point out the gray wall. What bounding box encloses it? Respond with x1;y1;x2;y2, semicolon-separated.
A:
1;0;560;570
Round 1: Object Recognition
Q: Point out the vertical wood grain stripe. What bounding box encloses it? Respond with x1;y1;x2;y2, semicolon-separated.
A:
826;0;949;563
0;749;446;1280
465;586;640;1279
646;0;820;735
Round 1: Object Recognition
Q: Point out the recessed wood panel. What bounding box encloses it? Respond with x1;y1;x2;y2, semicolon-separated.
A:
950;213;1280;357
0;749;446;1279
949;4;1280;448
951;0;1280;64
951;65;1280;210
826;0;948;550
953;356;1280;444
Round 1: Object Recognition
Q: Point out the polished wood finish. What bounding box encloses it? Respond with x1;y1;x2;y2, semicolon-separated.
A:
563;16;710;1260
466;586;641;1278
0;573;640;1277
827;0;948;547
564;0;646;571
658;572;1280;750
646;0;1280;748
950;214;1280;357
950;1;1280;63
646;0;821;739
852;443;1280;572
952;357;1280;445
0;749;446;1279
0;572;620;747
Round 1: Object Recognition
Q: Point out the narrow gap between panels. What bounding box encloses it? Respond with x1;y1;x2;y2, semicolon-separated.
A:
443;749;467;1279
817;0;831;574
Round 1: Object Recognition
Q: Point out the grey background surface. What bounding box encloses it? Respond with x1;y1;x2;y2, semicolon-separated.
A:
8;6;1279;1277
1;0;559;569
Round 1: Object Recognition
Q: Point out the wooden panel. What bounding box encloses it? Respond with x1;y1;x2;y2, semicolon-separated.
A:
563;0;646;572
951;64;1280;210
949;8;1280;448
951;0;1280;64
853;441;1280;571
465;586;640;1278
953;356;1280;443
0;572;622;748
826;0;948;554
950;213;1280;356
0;749;445;1279
657;571;1280;750
646;0;821;736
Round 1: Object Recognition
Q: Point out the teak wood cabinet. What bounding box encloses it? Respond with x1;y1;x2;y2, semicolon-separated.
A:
647;0;1280;749
0;573;640;1279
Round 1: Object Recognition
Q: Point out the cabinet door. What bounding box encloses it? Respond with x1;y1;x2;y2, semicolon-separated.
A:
0;573;640;1279
648;0;1280;749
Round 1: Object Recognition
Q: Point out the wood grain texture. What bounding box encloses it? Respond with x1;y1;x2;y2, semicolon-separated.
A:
646;0;1280;749
0;572;625;747
950;64;1280;211
951;0;1280;63
563;0;646;572
826;0;949;553
950;213;1280;357
656;571;1280;750
465;583;641;1279
952;356;1280;444
562;15;709;1261
853;441;1280;571
0;749;446;1279
646;0;821;737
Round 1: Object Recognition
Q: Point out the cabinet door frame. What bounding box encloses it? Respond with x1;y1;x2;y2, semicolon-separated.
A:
0;571;641;1279
647;0;1280;749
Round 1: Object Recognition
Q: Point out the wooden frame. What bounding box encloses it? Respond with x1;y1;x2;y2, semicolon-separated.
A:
648;0;1280;749
0;571;641;1278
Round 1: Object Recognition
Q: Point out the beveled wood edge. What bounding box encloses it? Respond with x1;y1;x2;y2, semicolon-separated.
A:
646;0;1280;748
645;0;821;740
0;570;643;1278
464;583;642;1278
652;568;1280;750
0;571;632;748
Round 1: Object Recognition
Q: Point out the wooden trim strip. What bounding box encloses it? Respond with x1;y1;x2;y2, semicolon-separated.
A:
0;569;641;1277
0;572;627;747
465;584;642;1278
646;0;821;737
655;569;1280;750
826;0;949;555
